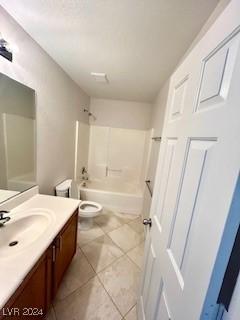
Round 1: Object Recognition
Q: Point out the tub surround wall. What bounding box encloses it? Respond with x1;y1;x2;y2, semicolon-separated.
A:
88;125;149;187
0;6;90;195
88;126;109;180
74;122;90;180
88;98;153;212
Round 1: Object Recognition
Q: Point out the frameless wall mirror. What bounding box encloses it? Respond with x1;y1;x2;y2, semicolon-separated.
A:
0;73;36;203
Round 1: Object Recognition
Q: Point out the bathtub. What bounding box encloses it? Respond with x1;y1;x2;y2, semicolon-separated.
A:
78;178;143;215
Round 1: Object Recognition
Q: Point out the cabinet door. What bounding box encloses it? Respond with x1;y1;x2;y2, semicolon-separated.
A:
53;210;78;296
1;248;52;319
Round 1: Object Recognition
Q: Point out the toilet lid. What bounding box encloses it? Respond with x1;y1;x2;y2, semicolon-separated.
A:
79;201;102;217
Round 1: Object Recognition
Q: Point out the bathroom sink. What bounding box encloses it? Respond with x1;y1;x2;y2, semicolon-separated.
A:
0;209;55;258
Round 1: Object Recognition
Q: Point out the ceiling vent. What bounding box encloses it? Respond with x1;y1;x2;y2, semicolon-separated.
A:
91;72;108;83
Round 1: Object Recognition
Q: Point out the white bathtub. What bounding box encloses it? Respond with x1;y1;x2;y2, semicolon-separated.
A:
78;178;143;215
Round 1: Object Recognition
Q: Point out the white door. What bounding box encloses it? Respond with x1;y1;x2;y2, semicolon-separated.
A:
138;1;240;319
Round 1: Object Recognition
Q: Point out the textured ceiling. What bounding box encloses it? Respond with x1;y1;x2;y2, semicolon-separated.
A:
0;0;219;102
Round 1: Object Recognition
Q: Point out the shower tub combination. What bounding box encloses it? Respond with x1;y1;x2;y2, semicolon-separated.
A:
78;178;143;215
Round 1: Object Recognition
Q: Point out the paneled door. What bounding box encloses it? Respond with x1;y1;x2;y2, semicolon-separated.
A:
138;1;240;319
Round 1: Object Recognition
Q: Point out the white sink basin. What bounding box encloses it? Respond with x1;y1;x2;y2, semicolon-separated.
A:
0;208;55;258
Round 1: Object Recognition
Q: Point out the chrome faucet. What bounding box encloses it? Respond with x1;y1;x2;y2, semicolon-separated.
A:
0;210;11;227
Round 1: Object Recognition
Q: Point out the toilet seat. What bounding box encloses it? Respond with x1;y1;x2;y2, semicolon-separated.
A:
79;201;102;218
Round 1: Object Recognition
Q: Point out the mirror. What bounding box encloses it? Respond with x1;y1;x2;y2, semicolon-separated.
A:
0;73;36;203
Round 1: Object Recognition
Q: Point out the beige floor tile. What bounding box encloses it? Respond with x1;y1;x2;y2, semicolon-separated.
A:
54;277;122;320
127;242;145;269
94;209;124;233
128;218;144;234
108;224;144;252
125;305;137;320
45;306;56;320
82;234;124;272
117;212;139;223
77;222;104;247
56;249;95;300
98;256;141;316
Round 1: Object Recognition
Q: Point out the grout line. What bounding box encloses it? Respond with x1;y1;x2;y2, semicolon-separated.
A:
78;223;145;273
95;254;124;274
124;303;137;319
94;211;140;232
78;246;97;275
52;276;97;320
80;233;142;277
79;245;101;274
81;234;126;275
52;303;57;320
53;271;97;306
79;242;144;273
53;211;143;319
77;217;141;252
79;230;124;257
124;252;143;271
94;218;124;234
76;225;105;248
125;239;145;254
96;274;126;318
53;249;96;308
77;214;127;249
51;304;57;320
97;271;138;318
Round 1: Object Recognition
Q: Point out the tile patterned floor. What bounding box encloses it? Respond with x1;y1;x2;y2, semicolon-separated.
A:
125;306;138;320
46;209;144;320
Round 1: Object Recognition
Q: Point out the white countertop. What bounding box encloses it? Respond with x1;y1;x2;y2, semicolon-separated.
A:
0;194;80;309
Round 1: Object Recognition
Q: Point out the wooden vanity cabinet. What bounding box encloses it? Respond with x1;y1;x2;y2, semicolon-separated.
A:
0;210;78;319
0;247;52;319
52;210;78;296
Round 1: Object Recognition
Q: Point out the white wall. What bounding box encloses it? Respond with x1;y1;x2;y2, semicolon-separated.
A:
90;98;152;130
0;6;90;194
178;0;231;65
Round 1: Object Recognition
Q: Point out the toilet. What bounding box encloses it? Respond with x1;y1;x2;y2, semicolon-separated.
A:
70;180;102;230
